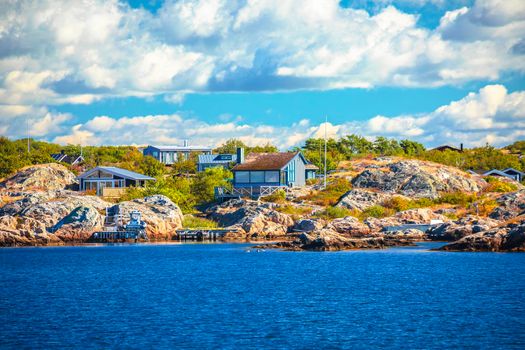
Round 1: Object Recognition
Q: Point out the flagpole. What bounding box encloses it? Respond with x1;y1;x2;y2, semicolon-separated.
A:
324;115;327;189
27;117;30;154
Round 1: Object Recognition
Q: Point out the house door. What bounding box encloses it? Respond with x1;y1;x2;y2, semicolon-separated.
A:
98;182;106;196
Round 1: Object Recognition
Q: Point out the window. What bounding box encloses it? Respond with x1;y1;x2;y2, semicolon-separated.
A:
265;171;279;183
235;171;250;183
288;159;295;183
152;151;159;158
250;171;264;183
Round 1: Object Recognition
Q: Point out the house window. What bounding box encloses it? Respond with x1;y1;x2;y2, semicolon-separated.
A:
152;151;159;159
250;171;265;183
265;171;279;183
235;171;250;183
288;160;296;183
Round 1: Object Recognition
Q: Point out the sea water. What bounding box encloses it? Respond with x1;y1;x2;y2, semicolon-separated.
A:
1;242;524;349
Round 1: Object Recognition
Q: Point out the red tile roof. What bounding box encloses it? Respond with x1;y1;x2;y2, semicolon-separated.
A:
232;152;299;171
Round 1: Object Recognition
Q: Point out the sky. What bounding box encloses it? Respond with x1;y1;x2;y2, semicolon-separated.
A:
0;0;524;149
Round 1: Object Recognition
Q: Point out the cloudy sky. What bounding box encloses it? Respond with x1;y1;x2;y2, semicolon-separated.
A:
1;0;524;149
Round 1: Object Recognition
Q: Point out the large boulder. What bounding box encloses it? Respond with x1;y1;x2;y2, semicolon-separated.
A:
50;206;104;241
327;216;370;236
294;229;386;251
114;195;184;240
0;163;77;191
394;208;449;224
336;189;402;211
428;215;500;241
439;221;525;252
293;218;326;233
351;159;483;198
207;199;294;240
489;190;525;220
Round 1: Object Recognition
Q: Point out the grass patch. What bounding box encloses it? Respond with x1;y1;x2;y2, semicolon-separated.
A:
182;215;218;229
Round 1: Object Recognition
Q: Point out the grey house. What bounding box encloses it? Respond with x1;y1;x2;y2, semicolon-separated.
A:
232;150;308;190
197;154;237;172
78;166;155;196
51;151;84;165
482;168;525;182
143;141;212;165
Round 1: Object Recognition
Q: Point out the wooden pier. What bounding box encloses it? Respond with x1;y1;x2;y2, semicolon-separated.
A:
175;228;239;241
89;230;147;242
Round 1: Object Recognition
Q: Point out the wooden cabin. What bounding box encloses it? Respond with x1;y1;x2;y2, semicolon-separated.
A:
305;163;319;180
232;149;308;191
78;166;155;196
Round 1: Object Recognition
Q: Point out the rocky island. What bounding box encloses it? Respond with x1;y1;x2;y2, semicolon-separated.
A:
1;158;524;252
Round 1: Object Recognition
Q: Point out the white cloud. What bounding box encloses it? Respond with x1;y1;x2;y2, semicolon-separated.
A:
0;0;524;108
46;84;525;149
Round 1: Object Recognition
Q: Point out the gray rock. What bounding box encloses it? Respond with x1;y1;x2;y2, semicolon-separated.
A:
351;159;483;198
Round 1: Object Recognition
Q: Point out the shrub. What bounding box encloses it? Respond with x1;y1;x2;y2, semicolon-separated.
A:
484;177;518;193
382;196;436;212
361;205;394;219
314;206;353;220
469;198;498;217
301;177;352;206
182;215;218;229
306;178;318;186
261;189;287;203
436;192;477;206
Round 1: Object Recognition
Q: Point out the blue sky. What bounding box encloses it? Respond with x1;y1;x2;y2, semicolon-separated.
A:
1;0;524;149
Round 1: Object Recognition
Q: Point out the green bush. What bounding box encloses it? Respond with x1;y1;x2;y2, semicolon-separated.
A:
436;192;477;206
484;176;518;193
261;189;286;203
361;205;394;219
301;177;352;206
182;215;218;228
314;206;353;220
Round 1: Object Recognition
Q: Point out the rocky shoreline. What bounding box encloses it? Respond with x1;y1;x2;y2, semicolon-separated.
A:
1;161;524;252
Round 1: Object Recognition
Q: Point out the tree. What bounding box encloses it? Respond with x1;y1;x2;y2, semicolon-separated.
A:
191;167;232;203
400;139;425;156
339;134;374;156
214;139;247;154
140;155;166;177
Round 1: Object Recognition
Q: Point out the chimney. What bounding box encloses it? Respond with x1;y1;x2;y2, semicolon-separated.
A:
183;139;189;147
460;143;464;152
236;147;245;164
60;150;65;155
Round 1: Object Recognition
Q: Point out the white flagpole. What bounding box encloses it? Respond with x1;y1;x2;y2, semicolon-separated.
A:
324;115;327;189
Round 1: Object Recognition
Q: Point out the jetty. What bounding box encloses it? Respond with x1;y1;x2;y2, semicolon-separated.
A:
90;207;148;242
175;228;240;241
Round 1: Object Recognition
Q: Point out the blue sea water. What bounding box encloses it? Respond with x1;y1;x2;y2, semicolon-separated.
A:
1;242;524;349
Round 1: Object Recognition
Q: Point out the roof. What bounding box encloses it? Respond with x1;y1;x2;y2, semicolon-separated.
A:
232;152;300;171
51;153;84;165
78;166;155;181
430;145;462;152
305;163;319;170
502;167;525;175
483;169;512;177
146;145;212;152
198;154;237;164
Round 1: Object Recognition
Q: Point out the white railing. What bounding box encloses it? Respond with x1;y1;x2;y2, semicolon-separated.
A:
259;186;287;198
